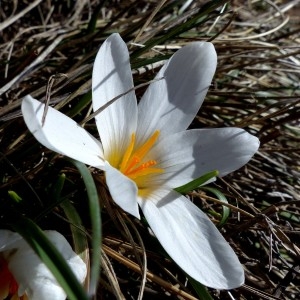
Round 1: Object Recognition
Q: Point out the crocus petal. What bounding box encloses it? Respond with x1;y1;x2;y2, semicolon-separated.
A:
0;230;21;251
138;189;244;289
22;95;104;169
43;231;87;284
3;230;86;300
136;42;217;145
104;161;140;218
136;128;259;188
92;33;137;167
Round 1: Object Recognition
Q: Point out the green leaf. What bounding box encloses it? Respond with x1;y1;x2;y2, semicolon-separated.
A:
174;170;218;194
69;159;101;297
86;2;107;34
51;173;66;200
201;186;230;227
8;190;22;203
68;90;92;118
188;276;214;300
52;174;89;266
60;199;89;264
11;217;89;300
262;200;300;223
131;0;228;59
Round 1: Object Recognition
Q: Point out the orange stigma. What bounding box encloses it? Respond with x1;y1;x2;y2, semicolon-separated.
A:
0;256;19;299
119;131;163;180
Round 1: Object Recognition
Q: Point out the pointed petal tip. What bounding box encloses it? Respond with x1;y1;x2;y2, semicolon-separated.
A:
136;40;218;138
251;134;260;151
22;95;105;169
193;264;245;290
106;32;122;42
23;94;34;102
138;189;245;289
92;32;137;162
173;40;217;71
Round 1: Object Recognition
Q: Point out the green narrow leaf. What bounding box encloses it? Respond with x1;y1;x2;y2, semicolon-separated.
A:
131;0;228;59
86;2;106;34
174;170;218;194
52;174;89;264
188;276;214;300
60;199;89;263
201;186;230;227
11;217;89;300
262;200;300;223
51;173;66;200
68;90;92;118
131;54;171;71
8;190;22;203
69;159;101;297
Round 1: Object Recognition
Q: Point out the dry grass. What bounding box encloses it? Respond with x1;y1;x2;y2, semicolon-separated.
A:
0;0;299;299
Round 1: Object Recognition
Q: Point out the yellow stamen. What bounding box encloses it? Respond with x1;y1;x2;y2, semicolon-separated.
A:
132;131;160;162
119;130;163;180
127;164;164;179
119;133;135;172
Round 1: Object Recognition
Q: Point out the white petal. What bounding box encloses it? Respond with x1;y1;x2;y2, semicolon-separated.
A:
44;231;87;284
0;230;21;251
4;230;86;300
136;42;217;145
22;95;104;169
136;128;259;188
92;33;137;167
104;161;140;218
138;189;244;289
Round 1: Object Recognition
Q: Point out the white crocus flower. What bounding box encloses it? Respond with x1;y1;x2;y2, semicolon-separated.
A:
22;33;259;289
0;230;87;300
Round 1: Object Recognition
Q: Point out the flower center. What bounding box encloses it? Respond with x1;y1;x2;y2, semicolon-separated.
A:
0;256;19;299
119;130;163;180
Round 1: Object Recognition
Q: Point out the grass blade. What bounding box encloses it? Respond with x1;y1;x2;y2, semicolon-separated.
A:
174;170;218;194
69;159;101;297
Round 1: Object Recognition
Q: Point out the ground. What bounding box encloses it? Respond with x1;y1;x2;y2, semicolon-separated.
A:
0;1;299;299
